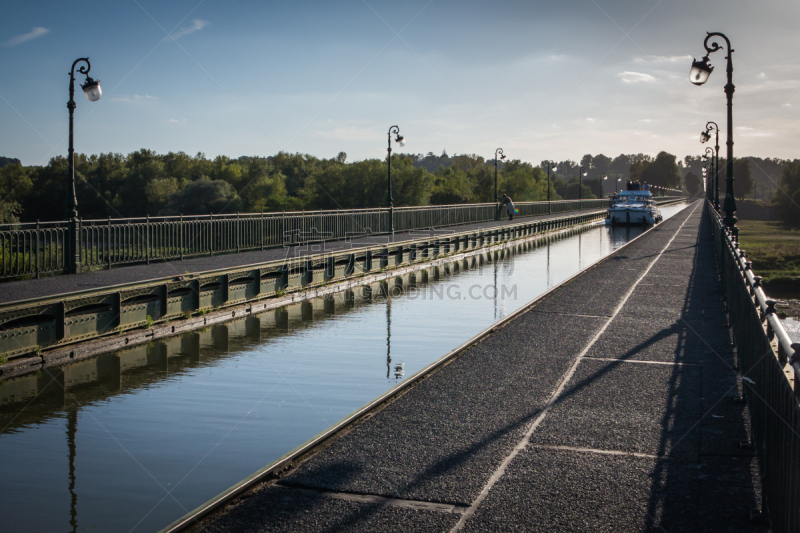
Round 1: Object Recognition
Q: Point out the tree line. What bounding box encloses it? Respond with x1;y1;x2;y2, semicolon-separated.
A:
0;148;791;224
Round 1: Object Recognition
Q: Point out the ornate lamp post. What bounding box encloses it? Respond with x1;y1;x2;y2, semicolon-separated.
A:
578;166;587;208
494;148;506;220
703;147;715;203
66;57;102;273
386;125;405;234
701;121;721;210
545;161;557;214
690;32;737;234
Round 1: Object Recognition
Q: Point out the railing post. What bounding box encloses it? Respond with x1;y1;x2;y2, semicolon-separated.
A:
146;214;150;265
67;217;81;274
107;216;112;270
180;213;184;261
260;211;265;250
210;212;214;257
35;219;40;279
237;211;241;253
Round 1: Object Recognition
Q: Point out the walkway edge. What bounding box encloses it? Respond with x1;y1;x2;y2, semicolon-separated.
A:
160;202;696;533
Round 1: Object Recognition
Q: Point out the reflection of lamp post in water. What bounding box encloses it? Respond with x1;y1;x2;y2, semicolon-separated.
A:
68;408;78;533
386;297;392;380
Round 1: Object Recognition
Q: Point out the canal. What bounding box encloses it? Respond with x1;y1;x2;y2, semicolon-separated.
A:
0;203;688;532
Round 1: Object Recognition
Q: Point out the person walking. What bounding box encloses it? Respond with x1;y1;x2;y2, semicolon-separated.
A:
501;193;515;221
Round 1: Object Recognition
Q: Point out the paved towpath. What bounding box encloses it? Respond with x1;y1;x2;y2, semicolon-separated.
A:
195;201;767;532
0;208;604;306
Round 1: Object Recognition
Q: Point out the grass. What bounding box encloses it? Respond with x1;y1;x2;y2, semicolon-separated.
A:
736;220;800;297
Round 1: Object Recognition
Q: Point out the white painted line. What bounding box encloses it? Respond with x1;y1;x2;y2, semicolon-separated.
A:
531;444;661;460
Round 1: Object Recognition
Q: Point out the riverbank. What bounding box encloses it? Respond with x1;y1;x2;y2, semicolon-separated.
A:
736;220;800;310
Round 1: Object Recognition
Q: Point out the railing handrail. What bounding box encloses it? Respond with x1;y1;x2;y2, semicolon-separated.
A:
712;205;797;361
0;197;689;229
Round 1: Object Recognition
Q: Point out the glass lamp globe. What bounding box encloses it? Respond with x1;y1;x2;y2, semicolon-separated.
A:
689;58;713;86
396;136;405;147
82;78;102;102
700;130;711;143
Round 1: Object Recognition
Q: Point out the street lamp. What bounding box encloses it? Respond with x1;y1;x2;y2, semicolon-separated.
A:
545;161;557;214
66;57;101;274
494;148;506;220
690;32;737;234
387;125;404;234
701;121;721;210
703;147;715;203
578;166;588;208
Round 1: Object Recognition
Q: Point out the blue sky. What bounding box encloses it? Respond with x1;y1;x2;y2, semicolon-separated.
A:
1;0;799;167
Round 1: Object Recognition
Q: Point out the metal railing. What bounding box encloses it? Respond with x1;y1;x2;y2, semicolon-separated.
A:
0;197;682;280
709;201;799;531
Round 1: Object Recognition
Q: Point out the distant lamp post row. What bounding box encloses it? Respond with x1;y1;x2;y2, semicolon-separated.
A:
578;166;587;207
545;161;557;214
603;175;622;194
494;148;506;220
702;146;715;204
66;57;102;274
700;121;720;210
690;31;737;234
386;125;405;234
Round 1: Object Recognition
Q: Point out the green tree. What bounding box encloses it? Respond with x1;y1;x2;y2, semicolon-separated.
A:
684;171;701;195
773;162;800;227
639;152;681;189
734;158;753;199
166;177;242;215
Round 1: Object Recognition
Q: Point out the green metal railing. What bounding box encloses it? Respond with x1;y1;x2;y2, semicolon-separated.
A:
0;197;682;280
709;201;799;531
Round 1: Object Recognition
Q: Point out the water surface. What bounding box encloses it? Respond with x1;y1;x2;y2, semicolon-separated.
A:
0;203;689;532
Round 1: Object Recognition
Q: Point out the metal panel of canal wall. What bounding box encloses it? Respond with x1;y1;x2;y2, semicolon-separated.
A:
0;210;615;380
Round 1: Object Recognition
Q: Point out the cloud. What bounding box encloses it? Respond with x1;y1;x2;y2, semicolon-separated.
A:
756;72;767;79
619;71;657;83
111;94;159;103
4;27;49;47
639;118;652;123
169;19;209;40
586;117;595;122
168;119;187;123
634;55;692;64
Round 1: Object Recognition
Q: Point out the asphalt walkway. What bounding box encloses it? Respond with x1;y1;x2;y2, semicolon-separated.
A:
0;209;603;306
195;201;766;533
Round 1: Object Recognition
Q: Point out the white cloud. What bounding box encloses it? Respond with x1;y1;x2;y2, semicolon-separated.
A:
756;72;767;79
619;71;657;83
586;117;595;122
112;94;159;103
169;19;209;41
634;55;692;64
639;118;652;123
3;27;49;47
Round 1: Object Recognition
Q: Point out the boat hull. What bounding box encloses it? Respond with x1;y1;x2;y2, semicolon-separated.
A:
605;208;660;225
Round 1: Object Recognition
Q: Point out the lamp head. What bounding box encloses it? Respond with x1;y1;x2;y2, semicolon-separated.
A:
395;135;405;147
689;56;713;86
582;171;588;177
81;77;102;102
700;130;711;143
500;154;506;160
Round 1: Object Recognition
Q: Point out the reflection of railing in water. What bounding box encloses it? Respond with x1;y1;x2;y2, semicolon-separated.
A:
0;224;595;433
708;201;799;531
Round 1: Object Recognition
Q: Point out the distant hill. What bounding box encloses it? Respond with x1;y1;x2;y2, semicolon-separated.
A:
0;157;21;168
